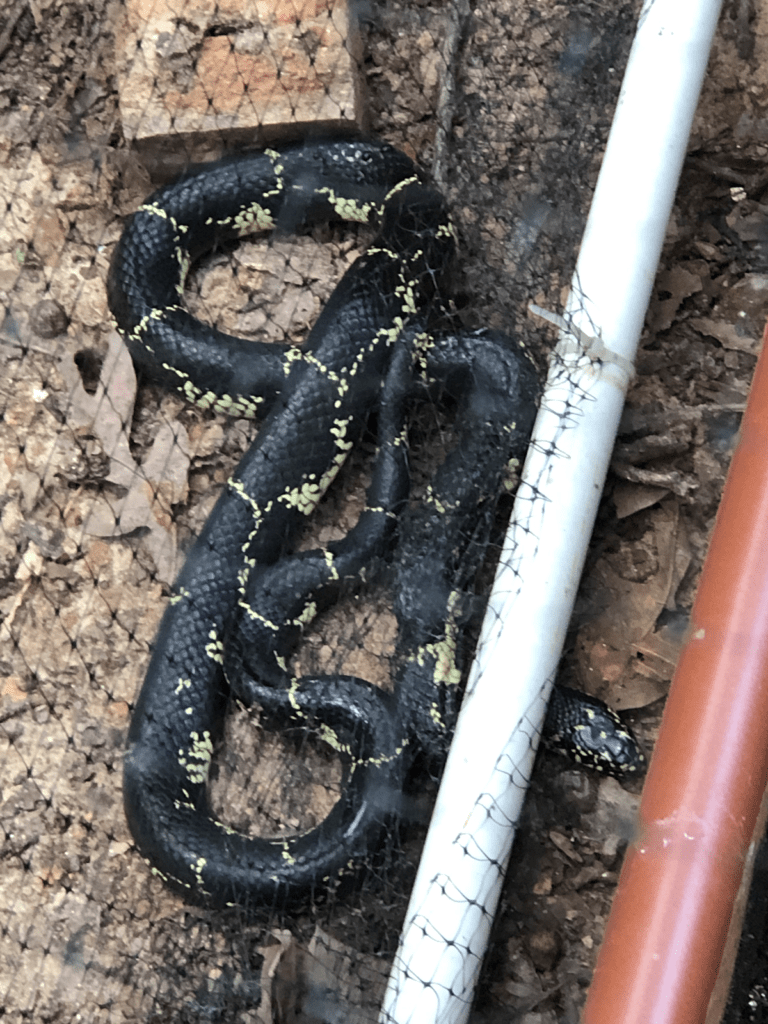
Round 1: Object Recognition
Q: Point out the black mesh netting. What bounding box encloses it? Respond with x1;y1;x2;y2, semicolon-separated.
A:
0;1;765;1021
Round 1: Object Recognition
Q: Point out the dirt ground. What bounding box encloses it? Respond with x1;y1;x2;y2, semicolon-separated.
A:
0;1;766;1022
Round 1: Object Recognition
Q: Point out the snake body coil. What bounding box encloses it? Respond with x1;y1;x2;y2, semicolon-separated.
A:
109;138;642;913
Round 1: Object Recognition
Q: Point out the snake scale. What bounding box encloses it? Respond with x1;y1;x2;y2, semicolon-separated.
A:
108;137;644;913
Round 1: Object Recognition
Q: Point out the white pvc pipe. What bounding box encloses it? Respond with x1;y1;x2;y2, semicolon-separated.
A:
379;1;723;1021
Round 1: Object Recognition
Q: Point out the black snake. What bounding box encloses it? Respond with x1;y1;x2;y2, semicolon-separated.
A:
108;137;643;913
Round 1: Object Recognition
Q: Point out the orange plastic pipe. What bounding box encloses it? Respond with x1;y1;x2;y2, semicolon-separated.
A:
583;321;768;1024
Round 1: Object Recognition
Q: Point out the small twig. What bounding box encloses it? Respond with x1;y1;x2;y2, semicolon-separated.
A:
686;156;768;198
0;0;29;65
0;334;60;359
432;0;471;191
0;697;33;724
